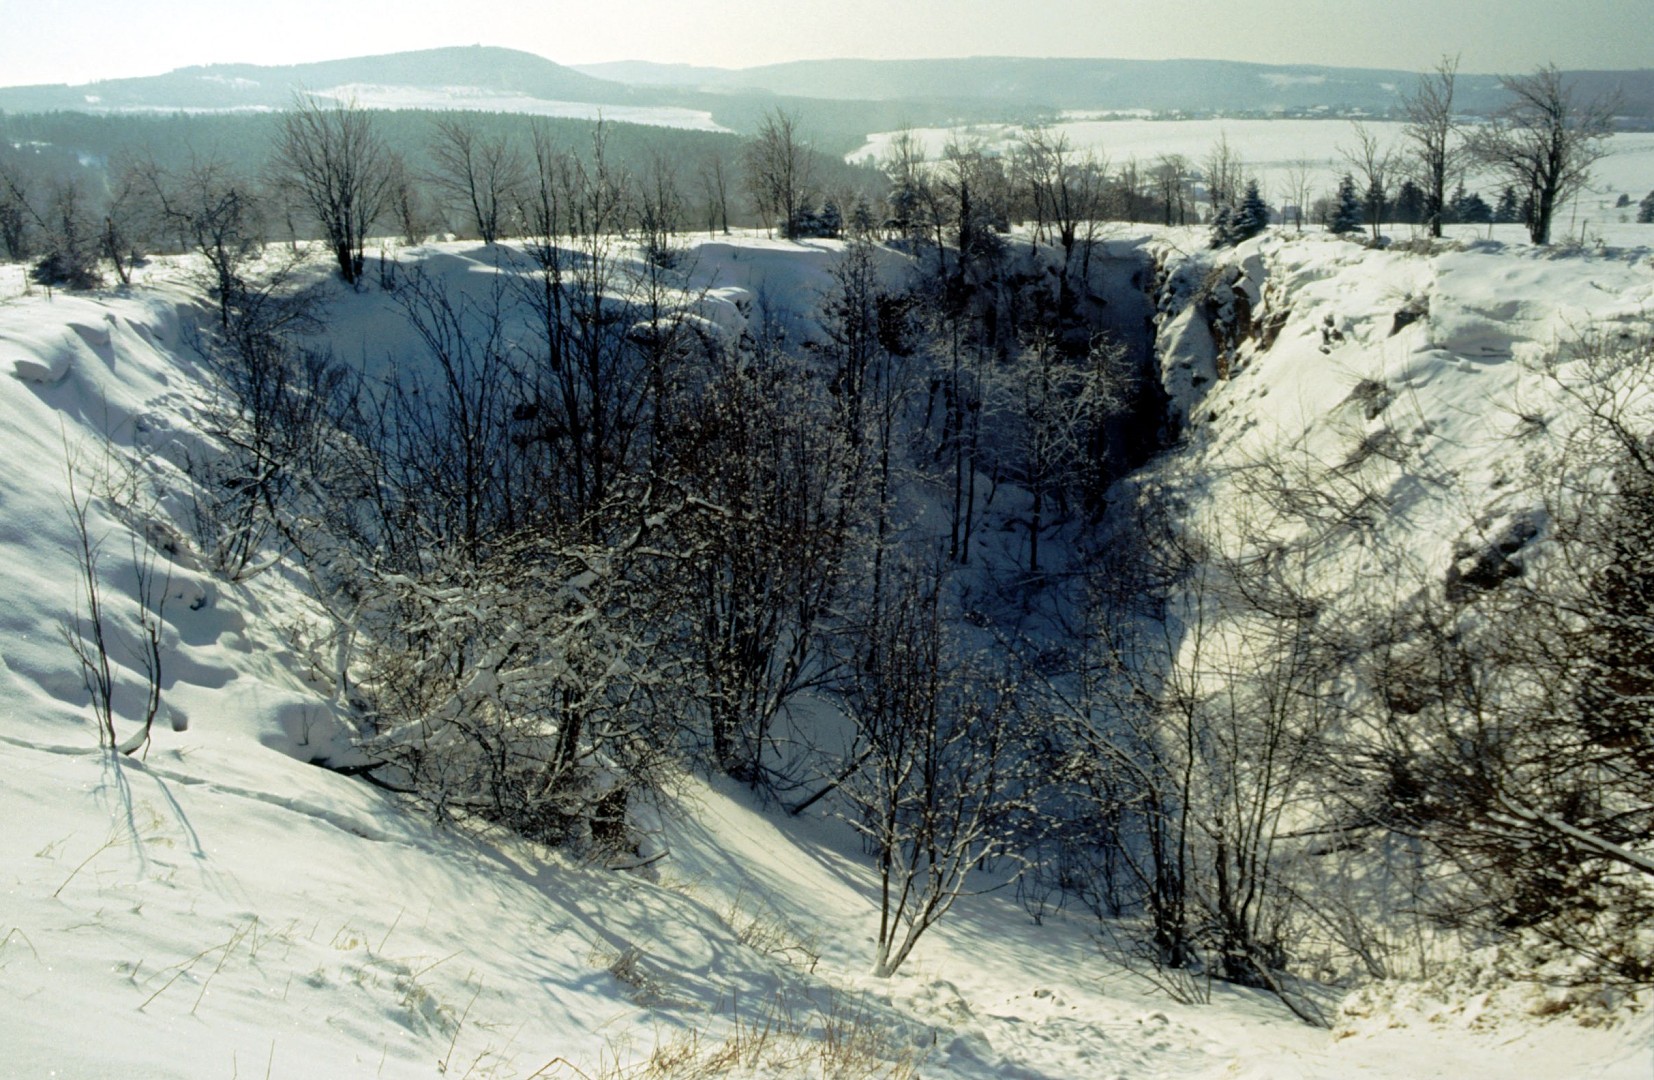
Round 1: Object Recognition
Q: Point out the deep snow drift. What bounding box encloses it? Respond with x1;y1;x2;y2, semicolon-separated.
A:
4;229;1654;1078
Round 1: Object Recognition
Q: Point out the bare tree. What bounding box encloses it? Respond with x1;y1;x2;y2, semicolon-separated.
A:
1013;125;1108;271
511;119;642;526
273;94;394;283
982;325;1125;573
743;109;814;239
1154;154;1192;227
134;156;264;328
386;154;432;247
841;559;1029;977
1342;123;1396;243
1467;64;1616;245
427;116;524;244
96;157;154;287
882;128;940;253
0;154;36;261
1401;56;1464;239
1279;160;1316;233
697;150;732;236
667;338;851;782
938;134;1010;272
636;150;685;268
32;178;102;289
1203;134;1243;219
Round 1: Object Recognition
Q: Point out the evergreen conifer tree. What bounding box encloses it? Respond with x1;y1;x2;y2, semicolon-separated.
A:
1211;179;1269;248
818;198;844;238
850;194;876;236
1329;174;1363;235
1445;180;1470;225
1395;179;1424;225
1208;204;1236;248
1640;190;1654;225
1234;179;1269;241
1457;190;1493;224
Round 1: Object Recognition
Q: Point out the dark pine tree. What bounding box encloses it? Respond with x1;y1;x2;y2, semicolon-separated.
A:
1395;179;1425;225
1329;173;1363;235
1212;179;1269;247
1233;179;1270;241
1456;190;1493;225
1444;181;1470;225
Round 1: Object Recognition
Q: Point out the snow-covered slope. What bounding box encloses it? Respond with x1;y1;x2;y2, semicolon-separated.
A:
1144;225;1654;585
4;232;1654;1078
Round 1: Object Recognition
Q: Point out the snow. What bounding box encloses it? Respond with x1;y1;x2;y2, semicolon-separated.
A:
77;86;734;131
5;231;1654;1077
849;118;1654;217
310;84;732;132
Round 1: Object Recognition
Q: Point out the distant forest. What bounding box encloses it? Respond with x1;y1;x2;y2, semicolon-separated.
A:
0;107;887;241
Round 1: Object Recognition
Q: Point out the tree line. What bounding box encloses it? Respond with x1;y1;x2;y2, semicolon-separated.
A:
0;100;883;289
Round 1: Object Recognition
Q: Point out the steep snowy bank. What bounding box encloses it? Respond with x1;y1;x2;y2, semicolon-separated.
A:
1142;228;1654;582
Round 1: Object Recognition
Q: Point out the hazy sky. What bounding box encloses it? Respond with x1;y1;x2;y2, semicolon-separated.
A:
2;0;1648;86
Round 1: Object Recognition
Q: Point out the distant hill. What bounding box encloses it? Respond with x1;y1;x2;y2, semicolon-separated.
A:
573;56;1654;121
574;61;731;88
3;48;1648;138
0;45;657;113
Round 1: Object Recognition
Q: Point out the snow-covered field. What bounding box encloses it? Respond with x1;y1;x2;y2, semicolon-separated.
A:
79;86;734;132
850;118;1654;218
309;84;733;132
5;229;1654;1077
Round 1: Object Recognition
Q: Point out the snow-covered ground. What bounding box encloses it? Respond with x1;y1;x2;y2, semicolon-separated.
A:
77;85;734;132
849;118;1654;220
4;230;1654;1077
309;84;733;132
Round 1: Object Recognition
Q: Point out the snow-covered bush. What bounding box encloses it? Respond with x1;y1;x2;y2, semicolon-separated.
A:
358;520;678;846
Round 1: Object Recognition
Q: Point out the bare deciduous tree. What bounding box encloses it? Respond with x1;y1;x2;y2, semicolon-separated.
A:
1203;134;1243;219
983;325;1125;573
134;156;264;327
273;95;394;283
636;150;685;268
1342;123;1396;243
1401;55;1463;239
743;109;814;239
0;154;36;261
1467;64;1616;245
697;150;732;236
1279;160;1316;233
842;559;1029;978
1013;125;1108;271
1155;153;1193;227
427;116;524;244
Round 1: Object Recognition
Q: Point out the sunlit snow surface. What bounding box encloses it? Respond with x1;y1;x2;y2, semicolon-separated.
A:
851;119;1654;220
82;84;734;132
3;230;1654;1077
312;84;733;132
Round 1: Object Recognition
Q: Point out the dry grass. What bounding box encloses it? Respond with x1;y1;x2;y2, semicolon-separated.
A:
532;989;928;1080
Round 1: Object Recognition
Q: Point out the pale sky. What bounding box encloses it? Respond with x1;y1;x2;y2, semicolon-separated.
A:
2;0;1648;87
